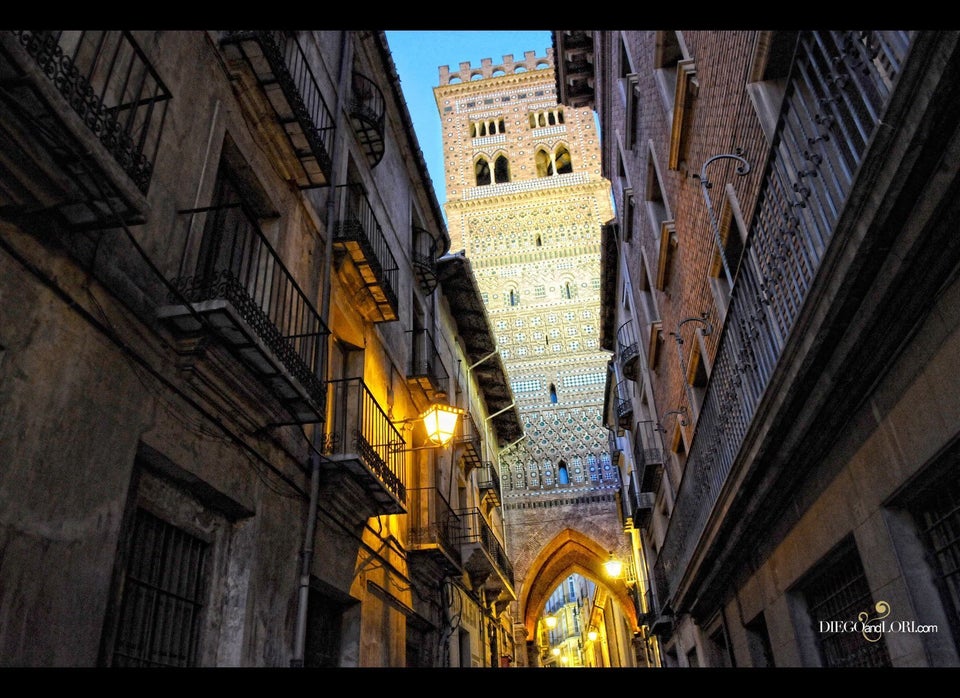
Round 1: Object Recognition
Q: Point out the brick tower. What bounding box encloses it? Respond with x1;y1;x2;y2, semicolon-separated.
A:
435;49;635;666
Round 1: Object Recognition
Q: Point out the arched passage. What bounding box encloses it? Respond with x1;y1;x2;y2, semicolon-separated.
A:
519;528;638;639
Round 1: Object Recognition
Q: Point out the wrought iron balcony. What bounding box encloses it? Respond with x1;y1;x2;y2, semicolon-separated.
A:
157;202;329;425
617;319;641;381
406;487;462;576
411;225;440;295
456;410;483;472
633;420;664;494
457;507;515;601
654;30;913;610
220;31;334;188
406;327;448;401
333;183;399;322
0;30;170;228
476;461;502;507
322;377;406;515
348;72;385;168
627;475;656;528
615;379;634;430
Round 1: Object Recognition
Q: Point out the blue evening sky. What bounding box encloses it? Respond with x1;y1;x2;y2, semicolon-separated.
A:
384;30;553;215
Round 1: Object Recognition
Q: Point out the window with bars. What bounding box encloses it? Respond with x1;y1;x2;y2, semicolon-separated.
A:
909;465;960;648
111;508;209;667
802;538;892;668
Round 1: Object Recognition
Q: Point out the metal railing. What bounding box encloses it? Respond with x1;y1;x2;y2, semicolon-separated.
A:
411;225;439;294
324;377;405;505
456;410;483;470
348;71;385;167
616;379;634;428
617;318;641;381
221;31;334;186
457;507;514;589
407;327;448;393
406;486;462;559
654;30;913;607
476;461;501;503
12;30;170;193
334;183;399;317
170;202;329;413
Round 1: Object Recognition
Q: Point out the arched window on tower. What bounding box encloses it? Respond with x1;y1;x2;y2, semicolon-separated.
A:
508;289;518;306
494;154;510;183
535;148;553;177
557;459;569;485
555;144;573;174
535;234;542;247
475;156;491;186
549;383;558;403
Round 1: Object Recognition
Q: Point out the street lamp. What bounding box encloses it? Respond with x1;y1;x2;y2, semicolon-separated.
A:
603;551;623;579
420;404;463;445
545;614;558;630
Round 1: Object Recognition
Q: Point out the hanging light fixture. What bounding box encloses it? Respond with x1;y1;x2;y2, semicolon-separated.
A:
544;614;557;629
587;629;598;642
603;551;623;579
420;404;463;446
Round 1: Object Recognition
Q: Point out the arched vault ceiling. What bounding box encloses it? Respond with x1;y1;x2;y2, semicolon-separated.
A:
520;528;638;637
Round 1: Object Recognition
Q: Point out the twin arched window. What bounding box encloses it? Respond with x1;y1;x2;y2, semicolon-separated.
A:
475;153;511;186
535;144;573;178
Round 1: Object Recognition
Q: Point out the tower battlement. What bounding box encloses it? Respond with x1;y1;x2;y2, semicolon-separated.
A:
438;49;553;86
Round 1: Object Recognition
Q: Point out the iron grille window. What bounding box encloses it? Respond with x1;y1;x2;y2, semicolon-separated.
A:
910;466;960;648
112;508;209;667
803;539;891;668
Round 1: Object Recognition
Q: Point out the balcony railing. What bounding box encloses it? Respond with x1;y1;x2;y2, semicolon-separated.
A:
323;377;406;514
615;379;634;429
457;507;515;597
617;319;641;381
406;487;462;575
412;225;440;295
0;31;170;227
348;72;385;168
406;327;448;401
654;30;913;609
456;410;483;472
633;420;664;493
158;202;329;425
476;462;502;507
220;31;334;188
333;183;399;322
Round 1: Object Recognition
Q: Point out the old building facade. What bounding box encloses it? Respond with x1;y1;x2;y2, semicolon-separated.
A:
556;29;960;667
433;48;644;668
0;30;520;668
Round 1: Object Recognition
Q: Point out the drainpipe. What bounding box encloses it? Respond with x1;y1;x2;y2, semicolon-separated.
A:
292;29;352;668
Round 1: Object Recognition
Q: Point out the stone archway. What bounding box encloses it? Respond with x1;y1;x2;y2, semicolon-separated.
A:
519;527;638;639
